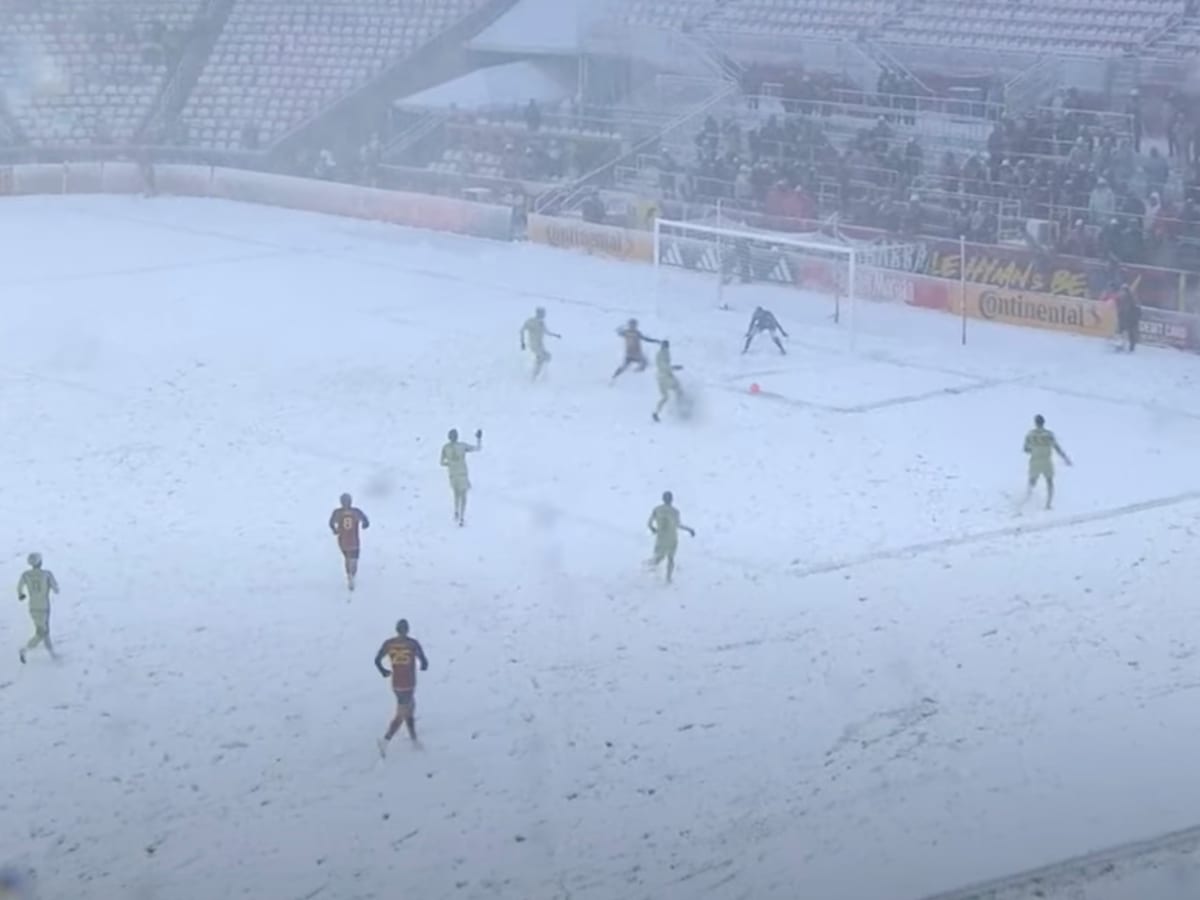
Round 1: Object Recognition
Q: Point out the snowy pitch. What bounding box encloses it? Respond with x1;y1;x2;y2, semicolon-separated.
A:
2;196;1200;900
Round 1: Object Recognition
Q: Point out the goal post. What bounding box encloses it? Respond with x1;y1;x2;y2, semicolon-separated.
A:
654;215;858;329
652;216;924;346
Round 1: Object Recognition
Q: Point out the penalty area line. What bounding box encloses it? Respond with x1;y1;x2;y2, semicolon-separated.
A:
790;489;1200;579
911;821;1200;900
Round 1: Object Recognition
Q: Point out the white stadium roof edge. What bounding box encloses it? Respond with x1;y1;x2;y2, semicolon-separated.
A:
395;60;574;109
468;0;601;54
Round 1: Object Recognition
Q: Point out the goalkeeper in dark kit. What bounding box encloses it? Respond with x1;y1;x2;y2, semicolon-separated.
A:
743;306;788;354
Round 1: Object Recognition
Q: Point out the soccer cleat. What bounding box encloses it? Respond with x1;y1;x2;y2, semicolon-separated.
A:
652;413;660;422
348;575;355;592
377;737;388;758
18;649;26;664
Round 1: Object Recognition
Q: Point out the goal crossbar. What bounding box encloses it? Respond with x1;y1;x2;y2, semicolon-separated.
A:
654;217;857;255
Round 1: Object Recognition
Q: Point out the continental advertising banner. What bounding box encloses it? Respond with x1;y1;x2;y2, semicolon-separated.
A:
526;214;653;262
955;284;1115;337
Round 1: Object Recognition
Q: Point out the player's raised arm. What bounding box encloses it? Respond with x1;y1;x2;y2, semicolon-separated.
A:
472;428;483;451
374;642;391;678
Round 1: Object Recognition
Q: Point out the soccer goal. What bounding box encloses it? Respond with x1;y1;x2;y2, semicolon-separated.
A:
652;216;921;344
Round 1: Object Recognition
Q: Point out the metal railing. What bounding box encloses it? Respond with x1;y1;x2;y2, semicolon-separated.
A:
376;162;549;199
444;113;625;141
1003;56;1061;114
385;108;449;159
533;81;739;214
727;91;994;154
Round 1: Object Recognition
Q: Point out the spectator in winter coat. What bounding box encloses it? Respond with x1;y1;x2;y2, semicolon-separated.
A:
1088;178;1116;224
1144;192;1164;239
1144;147;1169;195
1061;218;1090;257
1169;111;1189;160
1098;218;1122;260
1067;136;1092;170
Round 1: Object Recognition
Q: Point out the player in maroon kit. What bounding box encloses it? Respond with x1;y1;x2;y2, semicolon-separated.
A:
611;318;661;381
329;493;369;591
374;619;428;756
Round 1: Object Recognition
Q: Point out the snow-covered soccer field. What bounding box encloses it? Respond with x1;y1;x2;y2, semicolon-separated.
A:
2;195;1200;900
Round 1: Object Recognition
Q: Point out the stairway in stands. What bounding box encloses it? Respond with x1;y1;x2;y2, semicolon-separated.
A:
1143;13;1200;55
138;0;239;141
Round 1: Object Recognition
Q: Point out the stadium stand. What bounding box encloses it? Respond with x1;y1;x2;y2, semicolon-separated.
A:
0;0;1197;276
615;0;720;30
884;0;1184;53
179;0;493;151
0;0;204;147
705;0;899;38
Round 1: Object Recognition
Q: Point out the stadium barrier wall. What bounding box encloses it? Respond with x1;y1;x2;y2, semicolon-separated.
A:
725;209;1198;314
2;161;1195;350
0;162;515;242
649;216;1199;350
526;213;654;262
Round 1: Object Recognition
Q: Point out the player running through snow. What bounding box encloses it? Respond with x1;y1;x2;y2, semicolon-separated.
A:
440;427;483;526
374;618;428;756
520;307;561;380
18;552;59;663
647;492;695;583
743;306;788;355
1023;414;1072;510
651;340;687;422
611;318;660;382
329;493;370;591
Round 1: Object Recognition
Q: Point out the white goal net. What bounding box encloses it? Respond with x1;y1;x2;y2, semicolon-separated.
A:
652;216;922;344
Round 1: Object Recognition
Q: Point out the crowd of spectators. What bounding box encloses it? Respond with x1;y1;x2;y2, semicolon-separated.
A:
651;83;1200;271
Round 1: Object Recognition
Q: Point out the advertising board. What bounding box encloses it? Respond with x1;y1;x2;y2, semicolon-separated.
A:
955;284;1115;338
526;214;653;262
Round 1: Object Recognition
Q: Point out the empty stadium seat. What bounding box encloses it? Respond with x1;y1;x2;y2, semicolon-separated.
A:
180;0;490;151
0;0;204;147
